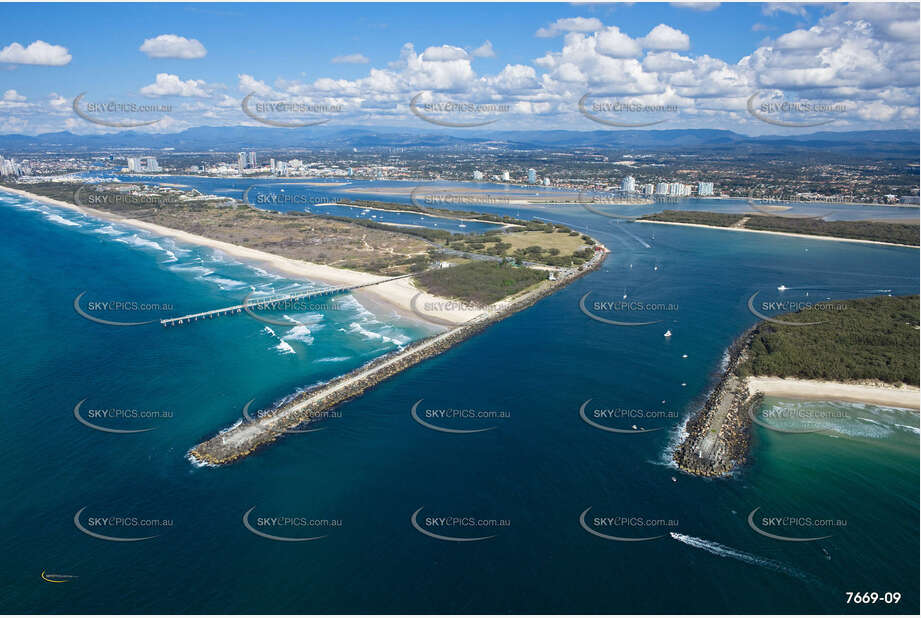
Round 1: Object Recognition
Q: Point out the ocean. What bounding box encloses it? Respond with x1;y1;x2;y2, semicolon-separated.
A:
0;184;917;613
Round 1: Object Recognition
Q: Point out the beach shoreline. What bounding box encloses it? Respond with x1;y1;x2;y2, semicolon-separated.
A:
0;185;481;326
746;376;920;410
636;219;919;248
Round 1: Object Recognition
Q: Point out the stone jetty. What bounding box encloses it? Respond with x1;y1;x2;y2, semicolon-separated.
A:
673;327;760;477
189;250;606;465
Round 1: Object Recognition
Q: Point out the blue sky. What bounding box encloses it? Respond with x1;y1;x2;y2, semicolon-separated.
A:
1;2;918;135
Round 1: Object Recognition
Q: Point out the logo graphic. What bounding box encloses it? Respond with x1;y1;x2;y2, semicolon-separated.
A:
579;507;666;542
579;291;662;327
747;507;836;542
579;399;665;434
241;506;329;542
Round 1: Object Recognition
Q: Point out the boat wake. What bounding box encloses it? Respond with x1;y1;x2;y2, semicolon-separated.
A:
669;532;816;583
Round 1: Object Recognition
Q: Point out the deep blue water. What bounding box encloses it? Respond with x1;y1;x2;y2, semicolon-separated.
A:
1;185;918;614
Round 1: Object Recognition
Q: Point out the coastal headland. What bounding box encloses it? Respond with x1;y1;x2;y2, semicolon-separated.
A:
675;294;919;477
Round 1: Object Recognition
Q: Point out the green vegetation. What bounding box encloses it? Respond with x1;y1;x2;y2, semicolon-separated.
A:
414;261;548;305
9;182;433;276
639;210;919;246
640;210;744;227
744;215;919;246
738;295;920;385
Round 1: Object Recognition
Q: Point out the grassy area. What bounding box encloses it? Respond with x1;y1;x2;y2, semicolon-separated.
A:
639;210;919;246
737;295;920;385
445;224;596;267
414;261;548;305
7;182;433;276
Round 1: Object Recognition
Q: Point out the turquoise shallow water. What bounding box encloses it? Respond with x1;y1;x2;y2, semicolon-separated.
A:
0;185;918;613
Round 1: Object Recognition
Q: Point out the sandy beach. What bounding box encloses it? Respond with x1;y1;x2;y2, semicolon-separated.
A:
746;376;920;410
0;185;482;326
637;219;919;248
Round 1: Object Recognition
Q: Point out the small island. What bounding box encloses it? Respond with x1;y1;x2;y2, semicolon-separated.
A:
675;294;920;477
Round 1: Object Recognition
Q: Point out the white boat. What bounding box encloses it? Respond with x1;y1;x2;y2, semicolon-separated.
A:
664;330;672;337
459;224;466;228
777;285;788;291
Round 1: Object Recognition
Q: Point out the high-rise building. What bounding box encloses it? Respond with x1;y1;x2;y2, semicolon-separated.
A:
655;182;669;195
473;170;484;181
270;158;276;173
126;157;140;172
527;168;537;184
501;170;510;182
247;152;257;168
0;155;25;177
141;156;160;172
542;177;550;186
698;182;714;196
238;152;246;171
643;183;655;195
621;176;636;193
347;167;354;177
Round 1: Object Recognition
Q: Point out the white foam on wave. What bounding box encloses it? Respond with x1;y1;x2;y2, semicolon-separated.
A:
42;212;82;227
343;321;408;347
669;532;814;582
94;224;124;236
283;324;314;345
204;275;247;290
316;356;351;363
262;326;296;355
115;233;166;253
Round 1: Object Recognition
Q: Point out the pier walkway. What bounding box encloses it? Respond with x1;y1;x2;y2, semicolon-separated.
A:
160;274;413;327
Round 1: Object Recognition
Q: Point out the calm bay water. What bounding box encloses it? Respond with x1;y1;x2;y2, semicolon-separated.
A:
0;183;917;614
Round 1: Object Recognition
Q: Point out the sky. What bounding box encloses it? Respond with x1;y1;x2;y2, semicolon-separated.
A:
0;2;918;136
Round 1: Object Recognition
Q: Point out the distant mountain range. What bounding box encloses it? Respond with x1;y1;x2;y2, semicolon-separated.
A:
0;126;916;155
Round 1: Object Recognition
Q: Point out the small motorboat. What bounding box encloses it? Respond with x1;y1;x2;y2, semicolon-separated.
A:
664;330;672;337
777;285;788;291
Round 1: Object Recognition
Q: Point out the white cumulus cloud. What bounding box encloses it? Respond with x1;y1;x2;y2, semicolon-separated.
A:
0;40;72;65
139;34;207;59
471;41;496;58
641;24;691;51
140;73;211;97
536;17;604;38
